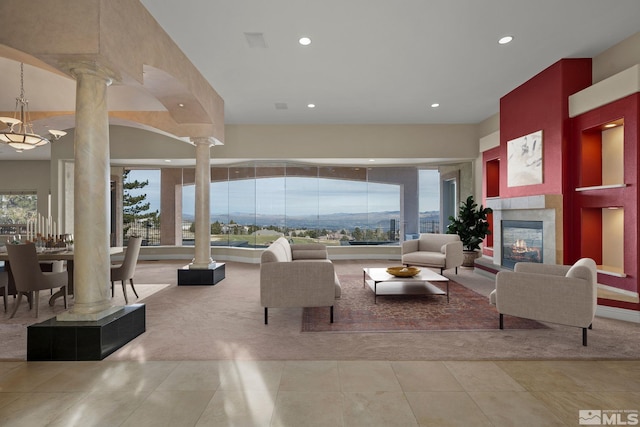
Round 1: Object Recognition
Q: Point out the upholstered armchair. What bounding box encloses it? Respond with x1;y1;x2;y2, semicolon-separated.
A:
401;233;463;274
490;258;597;346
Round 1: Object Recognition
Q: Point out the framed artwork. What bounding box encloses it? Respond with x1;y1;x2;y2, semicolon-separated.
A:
507;130;543;187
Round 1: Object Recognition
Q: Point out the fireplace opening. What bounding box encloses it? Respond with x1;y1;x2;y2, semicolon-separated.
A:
501;220;543;269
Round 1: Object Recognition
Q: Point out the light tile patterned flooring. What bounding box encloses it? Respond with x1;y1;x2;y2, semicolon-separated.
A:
1;359;639;426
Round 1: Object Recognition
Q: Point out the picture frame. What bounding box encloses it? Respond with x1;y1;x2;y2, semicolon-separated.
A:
507;130;543;187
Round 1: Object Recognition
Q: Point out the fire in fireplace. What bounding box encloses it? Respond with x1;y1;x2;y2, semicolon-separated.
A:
501;220;543;269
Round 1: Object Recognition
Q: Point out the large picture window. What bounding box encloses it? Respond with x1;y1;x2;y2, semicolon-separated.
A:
182;162;404;247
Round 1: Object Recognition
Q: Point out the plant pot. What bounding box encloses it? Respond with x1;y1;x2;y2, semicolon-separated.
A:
462;250;480;267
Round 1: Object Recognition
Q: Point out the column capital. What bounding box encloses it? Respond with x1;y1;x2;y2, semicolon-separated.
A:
60;60;120;86
190;136;216;147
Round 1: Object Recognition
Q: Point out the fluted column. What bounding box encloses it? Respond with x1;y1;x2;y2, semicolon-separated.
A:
191;137;214;269
58;63;121;321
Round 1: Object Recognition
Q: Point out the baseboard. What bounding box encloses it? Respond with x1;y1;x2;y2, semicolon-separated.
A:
596;305;640;323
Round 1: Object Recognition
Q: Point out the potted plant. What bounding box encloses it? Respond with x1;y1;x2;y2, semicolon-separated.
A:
446;195;493;267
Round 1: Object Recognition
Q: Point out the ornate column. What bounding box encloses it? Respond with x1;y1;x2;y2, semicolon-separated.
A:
58;63;121;321
191;137;214;268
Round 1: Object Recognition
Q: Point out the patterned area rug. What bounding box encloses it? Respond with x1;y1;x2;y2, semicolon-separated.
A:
302;274;546;332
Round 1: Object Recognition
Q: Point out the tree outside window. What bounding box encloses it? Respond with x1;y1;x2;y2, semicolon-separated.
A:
123;170;159;243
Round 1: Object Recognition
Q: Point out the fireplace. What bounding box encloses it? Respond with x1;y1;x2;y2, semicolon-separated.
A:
501;220;543;269
486;195;561;268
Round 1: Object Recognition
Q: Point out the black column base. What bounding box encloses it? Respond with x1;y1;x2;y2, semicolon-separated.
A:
27;304;146;361
178;263;225;286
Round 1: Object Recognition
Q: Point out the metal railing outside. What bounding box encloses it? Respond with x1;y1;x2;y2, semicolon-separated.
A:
419;219;440;234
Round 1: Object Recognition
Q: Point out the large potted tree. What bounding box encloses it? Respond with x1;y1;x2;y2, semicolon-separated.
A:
447;195;493;267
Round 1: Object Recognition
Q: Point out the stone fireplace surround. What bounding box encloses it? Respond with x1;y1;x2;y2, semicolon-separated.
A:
485;195;563;268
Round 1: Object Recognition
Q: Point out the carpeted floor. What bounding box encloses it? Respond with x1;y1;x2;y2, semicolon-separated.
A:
1;259;639;361
302;274;545;332
0;282;170;360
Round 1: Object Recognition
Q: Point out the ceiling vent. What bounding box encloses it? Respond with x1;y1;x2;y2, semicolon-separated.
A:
274;102;288;110
244;32;267;48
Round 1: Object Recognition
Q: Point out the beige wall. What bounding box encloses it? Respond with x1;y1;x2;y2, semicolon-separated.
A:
477;113;499;140
220;124;479;161
49;123;482;165
51;127;200;163
593;31;640;84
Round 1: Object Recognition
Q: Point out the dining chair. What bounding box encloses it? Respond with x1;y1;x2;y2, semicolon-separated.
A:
111;236;143;304
0;269;8;312
6;243;68;318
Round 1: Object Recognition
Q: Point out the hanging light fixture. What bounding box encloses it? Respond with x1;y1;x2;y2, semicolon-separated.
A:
0;62;66;152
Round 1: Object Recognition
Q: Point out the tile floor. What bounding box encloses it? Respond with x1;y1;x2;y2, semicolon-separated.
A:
1;359;639;426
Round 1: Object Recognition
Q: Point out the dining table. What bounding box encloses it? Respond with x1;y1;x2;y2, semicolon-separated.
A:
0;246;123;306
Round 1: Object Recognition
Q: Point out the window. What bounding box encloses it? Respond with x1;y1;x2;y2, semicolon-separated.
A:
123;169;161;244
419;169;440;233
0;192;37;240
182;162;406;247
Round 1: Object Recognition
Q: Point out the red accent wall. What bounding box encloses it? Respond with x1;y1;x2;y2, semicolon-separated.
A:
499;59;592;198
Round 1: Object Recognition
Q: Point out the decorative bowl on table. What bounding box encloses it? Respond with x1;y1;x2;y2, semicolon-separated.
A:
386;266;421;277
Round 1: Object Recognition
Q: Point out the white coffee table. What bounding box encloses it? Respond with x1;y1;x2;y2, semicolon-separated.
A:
363;267;450;304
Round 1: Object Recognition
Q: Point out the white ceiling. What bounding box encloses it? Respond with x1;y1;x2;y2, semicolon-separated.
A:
139;0;640;124
2;0;640;163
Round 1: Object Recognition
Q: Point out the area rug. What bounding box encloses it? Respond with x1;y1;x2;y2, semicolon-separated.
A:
302;274;546;332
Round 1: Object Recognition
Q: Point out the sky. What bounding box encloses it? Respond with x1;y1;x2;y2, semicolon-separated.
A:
126;168;440;217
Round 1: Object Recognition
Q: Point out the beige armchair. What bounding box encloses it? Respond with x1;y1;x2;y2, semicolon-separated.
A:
401;233;463;274
490;258;597;346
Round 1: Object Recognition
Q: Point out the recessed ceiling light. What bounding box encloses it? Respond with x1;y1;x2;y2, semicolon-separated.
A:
299;36;312;46
307;103;316;108
498;35;513;45
604;123;617;128
178;103;185;107
431;103;440;108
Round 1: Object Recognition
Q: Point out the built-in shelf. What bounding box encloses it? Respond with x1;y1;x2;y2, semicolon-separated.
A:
581;207;624;275
597;283;638;303
579;121;624;188
575;183;626;192
576;120;626;275
486;158;500;198
484;156;500;251
597;266;626;278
